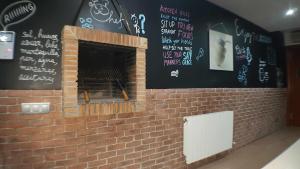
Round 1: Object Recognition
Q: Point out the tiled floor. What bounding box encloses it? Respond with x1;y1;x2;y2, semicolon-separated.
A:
197;127;300;169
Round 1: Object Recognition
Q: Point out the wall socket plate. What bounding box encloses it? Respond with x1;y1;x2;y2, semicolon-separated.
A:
21;102;50;114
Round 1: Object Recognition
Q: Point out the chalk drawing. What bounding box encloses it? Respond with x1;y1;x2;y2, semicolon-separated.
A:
131;14;140;34
234;18;243;37
0;0;36;31
196;48;204;61
131;13;146;35
235;44;246;60
89;0;124;29
79;17;94;29
258;58;269;83
234;18;255;44
235;44;252;66
139;14;146;34
237;65;248;86
171;69;179;77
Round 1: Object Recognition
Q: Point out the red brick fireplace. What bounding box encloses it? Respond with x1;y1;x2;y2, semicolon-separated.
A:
61;26;147;117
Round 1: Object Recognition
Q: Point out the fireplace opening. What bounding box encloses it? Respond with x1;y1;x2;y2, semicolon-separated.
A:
62;26;147;116
78;40;136;104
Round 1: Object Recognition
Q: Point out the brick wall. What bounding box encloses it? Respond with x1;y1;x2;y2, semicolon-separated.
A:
0;88;287;169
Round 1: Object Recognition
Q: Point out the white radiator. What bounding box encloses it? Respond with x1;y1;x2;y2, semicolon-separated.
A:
183;111;234;164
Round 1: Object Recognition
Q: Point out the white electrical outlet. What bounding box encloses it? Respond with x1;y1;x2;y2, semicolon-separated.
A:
21;103;50;114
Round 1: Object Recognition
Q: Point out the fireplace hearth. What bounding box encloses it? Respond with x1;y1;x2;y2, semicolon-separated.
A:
78;41;136;104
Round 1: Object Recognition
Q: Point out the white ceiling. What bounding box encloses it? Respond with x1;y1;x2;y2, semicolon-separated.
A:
206;0;300;32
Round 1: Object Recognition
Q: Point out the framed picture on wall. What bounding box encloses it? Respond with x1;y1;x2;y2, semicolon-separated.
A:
209;29;233;71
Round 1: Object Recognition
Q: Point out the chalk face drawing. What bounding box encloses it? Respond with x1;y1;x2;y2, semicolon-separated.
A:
160;4;193;67
237;65;248;86
18;28;59;84
89;0;124;29
131;13;146;35
0;0;36;30
209;29;233;71
79;17;94;29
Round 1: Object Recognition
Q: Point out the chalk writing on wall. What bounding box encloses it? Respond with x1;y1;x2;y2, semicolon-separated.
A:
235;45;252;65
235;18;272;45
234;18;254;44
258;58;269;83
160;4;193;67
237;64;248;86
234;18;253;86
0;0;37;31
131;13;146;35
276;68;284;87
195;48;204;61
88;0;124;29
171;69;179;77
18;28;59;84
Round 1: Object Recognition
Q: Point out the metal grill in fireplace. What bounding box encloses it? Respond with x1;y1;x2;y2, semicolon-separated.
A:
78;41;136;104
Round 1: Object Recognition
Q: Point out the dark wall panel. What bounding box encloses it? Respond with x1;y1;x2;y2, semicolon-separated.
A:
0;0;82;89
0;0;286;89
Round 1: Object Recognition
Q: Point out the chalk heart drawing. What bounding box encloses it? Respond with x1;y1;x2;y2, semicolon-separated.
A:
0;0;36;31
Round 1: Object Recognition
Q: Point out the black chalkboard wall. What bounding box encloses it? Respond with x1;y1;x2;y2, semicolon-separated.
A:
0;0;286;89
0;0;82;89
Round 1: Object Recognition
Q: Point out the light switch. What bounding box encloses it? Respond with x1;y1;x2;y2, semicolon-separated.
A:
21;103;50;114
22;104;31;113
